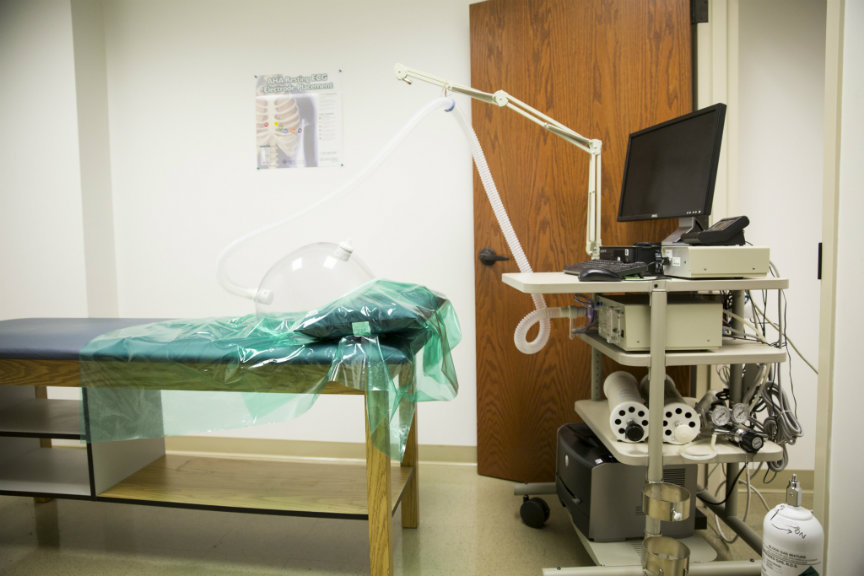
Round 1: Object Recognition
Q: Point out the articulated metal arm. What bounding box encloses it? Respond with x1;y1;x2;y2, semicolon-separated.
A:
394;63;602;258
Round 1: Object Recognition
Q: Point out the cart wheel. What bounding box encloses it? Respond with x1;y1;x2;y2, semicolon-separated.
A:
520;496;550;528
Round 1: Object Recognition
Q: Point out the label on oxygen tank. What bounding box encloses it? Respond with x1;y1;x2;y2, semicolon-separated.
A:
762;544;820;575
761;504;822;576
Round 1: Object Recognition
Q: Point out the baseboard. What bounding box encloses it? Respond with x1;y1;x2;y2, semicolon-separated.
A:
165;436;477;464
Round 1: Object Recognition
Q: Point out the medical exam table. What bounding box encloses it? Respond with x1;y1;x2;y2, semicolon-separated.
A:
0;280;460;576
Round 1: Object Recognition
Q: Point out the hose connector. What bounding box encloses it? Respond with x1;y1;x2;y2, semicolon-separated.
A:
551;305;588;320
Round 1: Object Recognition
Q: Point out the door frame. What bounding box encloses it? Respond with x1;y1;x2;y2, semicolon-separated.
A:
699;0;840;556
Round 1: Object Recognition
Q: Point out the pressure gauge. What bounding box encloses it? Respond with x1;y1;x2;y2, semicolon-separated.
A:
710;405;732;427
732;403;751;425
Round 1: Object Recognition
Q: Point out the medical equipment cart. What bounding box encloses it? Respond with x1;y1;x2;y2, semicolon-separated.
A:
502;272;789;575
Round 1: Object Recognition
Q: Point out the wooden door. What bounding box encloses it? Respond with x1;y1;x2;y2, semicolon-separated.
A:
471;0;693;482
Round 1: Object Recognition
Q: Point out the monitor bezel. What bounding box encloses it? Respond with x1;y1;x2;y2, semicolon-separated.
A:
616;103;727;223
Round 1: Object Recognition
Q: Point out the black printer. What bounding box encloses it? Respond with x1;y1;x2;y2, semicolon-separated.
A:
555;422;697;542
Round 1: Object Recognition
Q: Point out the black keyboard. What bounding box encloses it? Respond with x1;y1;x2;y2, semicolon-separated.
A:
563;259;650;281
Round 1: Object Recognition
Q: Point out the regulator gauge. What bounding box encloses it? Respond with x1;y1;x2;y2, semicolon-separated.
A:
710;405;732;427
732;403;751;425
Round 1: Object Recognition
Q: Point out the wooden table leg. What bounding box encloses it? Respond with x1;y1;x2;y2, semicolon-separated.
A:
400;409;419;529
365;396;393;576
35;385;52;449
34;385;54;504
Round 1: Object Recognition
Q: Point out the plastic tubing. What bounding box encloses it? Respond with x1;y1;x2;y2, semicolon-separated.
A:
217;96;458;301
449;106;555;354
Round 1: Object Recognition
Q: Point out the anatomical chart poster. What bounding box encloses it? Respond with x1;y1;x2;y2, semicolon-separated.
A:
255;72;342;169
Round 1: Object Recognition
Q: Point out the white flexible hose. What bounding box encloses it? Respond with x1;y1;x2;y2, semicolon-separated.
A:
448;107;550;354
217;96;458;300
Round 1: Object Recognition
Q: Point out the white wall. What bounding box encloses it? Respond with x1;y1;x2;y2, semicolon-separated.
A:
71;0;119;317
0;0;89;318
826;0;864;569
737;0;825;470
0;0;479;448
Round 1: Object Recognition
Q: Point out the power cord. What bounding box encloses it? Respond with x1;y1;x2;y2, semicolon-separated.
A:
753;378;804;472
714;282;806;473
705;462;771;544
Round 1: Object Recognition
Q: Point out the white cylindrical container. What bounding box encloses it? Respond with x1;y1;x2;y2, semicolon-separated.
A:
761;474;824;576
640;374;701;444
604;371;649;442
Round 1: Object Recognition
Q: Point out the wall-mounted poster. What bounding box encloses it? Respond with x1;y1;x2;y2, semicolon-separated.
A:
255;71;342;169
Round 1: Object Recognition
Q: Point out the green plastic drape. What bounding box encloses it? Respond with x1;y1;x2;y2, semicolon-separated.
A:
79;279;461;460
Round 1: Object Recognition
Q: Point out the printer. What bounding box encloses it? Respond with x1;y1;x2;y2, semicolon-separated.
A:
555;423;697;542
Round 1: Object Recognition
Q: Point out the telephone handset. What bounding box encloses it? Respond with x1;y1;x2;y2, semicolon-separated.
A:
681;216;749;246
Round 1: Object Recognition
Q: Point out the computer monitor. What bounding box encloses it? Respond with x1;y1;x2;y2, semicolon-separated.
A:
617;103;726;242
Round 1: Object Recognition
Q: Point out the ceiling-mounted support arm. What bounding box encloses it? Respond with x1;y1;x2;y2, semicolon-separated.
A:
395;63;602;258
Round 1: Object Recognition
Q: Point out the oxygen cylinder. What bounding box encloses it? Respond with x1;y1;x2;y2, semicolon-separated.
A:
761;474;824;576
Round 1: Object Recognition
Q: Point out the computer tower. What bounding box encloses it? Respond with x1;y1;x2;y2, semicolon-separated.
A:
598;244;664;274
555;422;696;542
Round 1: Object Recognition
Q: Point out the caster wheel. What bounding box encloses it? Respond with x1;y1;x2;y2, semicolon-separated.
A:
520;496;550;528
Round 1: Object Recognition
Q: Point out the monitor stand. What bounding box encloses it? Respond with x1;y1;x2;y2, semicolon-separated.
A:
662;216;709;244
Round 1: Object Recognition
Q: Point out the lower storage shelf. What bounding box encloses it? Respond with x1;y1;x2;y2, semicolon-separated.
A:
0;398;83;439
571;519;718;568
0;445;91;497
97;454;414;519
